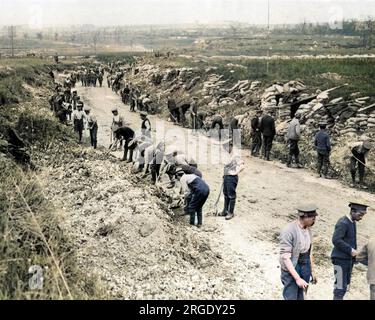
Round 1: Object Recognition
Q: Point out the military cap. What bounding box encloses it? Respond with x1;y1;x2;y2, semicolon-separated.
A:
362;140;373;150
84;107;91;112
297;204;318;216
111;107;118;112
140;111;148;117
349;202;369;212
77;102;84;107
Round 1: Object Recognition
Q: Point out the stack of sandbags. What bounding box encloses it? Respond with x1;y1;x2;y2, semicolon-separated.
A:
201;74;226;97
367;111;375;132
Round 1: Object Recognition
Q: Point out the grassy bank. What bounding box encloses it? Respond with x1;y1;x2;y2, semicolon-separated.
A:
0;58;105;299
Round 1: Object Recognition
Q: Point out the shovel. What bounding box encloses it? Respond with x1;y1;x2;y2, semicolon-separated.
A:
213;182;224;216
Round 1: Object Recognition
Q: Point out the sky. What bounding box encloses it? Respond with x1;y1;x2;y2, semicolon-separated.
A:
0;0;374;27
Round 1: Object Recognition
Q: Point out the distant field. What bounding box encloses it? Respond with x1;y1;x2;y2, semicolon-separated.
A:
1;32;375;58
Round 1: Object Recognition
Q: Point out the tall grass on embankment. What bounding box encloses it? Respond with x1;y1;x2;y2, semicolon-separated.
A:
0;57;105;299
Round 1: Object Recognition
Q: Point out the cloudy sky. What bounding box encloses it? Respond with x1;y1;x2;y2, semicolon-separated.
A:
0;0;374;27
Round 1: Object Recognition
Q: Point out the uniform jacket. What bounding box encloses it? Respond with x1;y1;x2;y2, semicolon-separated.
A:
331;216;357;260
260;115;276;137
314;130;331;153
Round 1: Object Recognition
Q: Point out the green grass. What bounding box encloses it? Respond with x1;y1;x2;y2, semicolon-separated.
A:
0;58;106;299
154;55;375;96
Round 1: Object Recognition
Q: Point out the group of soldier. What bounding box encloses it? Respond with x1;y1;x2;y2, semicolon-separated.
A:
49;62;374;300
248;108;373;189
78;67;105;88
280;202;374;301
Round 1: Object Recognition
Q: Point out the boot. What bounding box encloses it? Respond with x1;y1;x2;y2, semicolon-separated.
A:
295;159;303;169
225;212;234;220
287;155;292;167
266;151;270;161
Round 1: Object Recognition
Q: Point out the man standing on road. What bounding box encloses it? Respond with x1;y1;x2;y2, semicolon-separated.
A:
84;107;98;149
220;142;245;221
72;102;86;143
260;108;276;161
314;122;331;178
349;140;372;189
286;111;302;168
250;110;263;156
357;236;375;300
279;204;318;300
331;201;369;300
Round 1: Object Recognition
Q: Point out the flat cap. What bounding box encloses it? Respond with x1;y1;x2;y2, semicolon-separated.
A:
111;107;118;112
297;204;318;216
140;111;148;117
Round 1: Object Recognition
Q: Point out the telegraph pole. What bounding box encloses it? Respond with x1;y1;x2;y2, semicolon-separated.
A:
267;0;270;74
9;26;15;58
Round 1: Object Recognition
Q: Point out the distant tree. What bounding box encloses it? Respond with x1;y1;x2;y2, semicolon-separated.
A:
36;32;43;40
356;18;375;48
93;31;100;54
54;33;58;41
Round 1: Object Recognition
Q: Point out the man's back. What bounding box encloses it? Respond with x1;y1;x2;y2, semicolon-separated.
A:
260;115;276;137
315;130;331;152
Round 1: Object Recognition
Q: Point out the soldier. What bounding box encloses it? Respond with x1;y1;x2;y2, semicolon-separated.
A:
71;90;79;110
331;202;369;300
219;142;245;220
209;114;224;140
98;72;103;87
129;87;136;112
72;102;86;143
150;141;166;184
140;111;152;138
176;171;210;228
106;74;111;88
314;122;331;178
279;204;318;300
111;107;125;149
114;126;135;162
250;110;263;156
190;97;199;131
286;111;302;168
260;108;276;161
84;107;98;149
168;98;180;123
122;84;130;104
349;140;372;189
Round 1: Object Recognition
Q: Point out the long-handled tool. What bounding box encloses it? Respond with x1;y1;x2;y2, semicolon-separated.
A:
213;182;224;216
352;155;374;173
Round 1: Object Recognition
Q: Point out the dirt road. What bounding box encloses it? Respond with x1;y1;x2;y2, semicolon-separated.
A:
75;81;375;300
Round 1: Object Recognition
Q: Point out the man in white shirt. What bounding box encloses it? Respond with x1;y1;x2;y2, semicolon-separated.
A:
84;107;98;149
220;142;245;220
72;102;86;143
